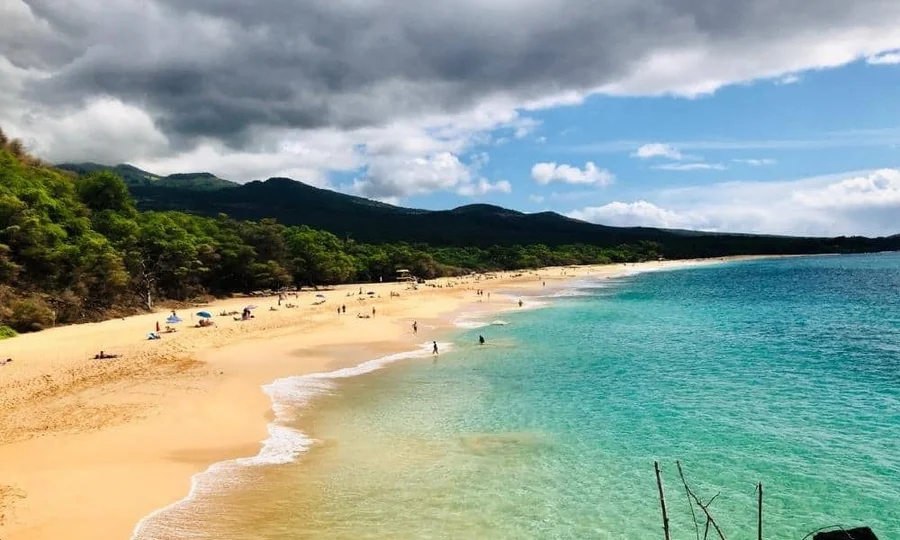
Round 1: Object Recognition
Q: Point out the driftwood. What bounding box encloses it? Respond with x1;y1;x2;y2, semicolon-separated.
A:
654;462;672;540
757;482;763;540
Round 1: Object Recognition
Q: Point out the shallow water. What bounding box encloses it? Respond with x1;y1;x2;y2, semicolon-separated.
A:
135;254;900;539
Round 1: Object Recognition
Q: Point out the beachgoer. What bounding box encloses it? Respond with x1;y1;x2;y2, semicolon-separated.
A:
342;304;346;313
338;307;341;315
1;358;11;366
479;335;485;345
372;307;376;317
156;321;160;333
432;341;439;355
518;299;523;307
412;321;418;334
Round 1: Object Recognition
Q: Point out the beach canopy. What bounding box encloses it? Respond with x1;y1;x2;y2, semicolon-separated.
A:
244;305;258;310
196;311;212;319
166;315;182;324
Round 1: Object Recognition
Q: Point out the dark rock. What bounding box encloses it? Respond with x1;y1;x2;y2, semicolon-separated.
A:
814;527;879;540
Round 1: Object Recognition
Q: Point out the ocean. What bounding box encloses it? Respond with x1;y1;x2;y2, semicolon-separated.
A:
134;254;900;539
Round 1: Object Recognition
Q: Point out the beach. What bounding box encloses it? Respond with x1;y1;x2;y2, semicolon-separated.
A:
0;258;768;540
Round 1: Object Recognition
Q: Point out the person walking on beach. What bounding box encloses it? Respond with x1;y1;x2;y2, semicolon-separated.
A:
432;341;439;355
372;307;376;317
412;321;418;334
342;304;346;314
518;299;523;307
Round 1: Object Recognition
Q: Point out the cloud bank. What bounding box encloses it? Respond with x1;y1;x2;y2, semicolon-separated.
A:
569;169;900;237
3;0;900;205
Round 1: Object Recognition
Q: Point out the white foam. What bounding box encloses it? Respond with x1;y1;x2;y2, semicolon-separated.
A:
453;311;492;329
454;319;489;329
539;287;592;298
131;341;451;540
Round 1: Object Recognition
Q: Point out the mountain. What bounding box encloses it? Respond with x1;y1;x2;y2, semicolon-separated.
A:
57;162;237;191
57;163;900;258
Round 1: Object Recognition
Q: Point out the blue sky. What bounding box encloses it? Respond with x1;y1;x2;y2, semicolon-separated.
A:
4;0;900;237
401;60;900;236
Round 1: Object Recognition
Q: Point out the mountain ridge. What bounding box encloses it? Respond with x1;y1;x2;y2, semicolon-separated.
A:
55;162;900;257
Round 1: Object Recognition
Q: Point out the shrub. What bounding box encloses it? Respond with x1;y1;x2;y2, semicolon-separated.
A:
0;325;17;340
7;296;56;332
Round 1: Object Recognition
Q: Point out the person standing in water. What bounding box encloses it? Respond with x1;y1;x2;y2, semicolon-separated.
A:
518;299;523;307
412;321;418;334
432;341;439;355
478;335;485;345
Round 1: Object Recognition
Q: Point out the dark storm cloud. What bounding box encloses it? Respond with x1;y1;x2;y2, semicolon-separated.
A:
9;0;900;145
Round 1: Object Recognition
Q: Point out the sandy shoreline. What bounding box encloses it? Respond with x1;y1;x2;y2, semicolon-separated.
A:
0;257;769;540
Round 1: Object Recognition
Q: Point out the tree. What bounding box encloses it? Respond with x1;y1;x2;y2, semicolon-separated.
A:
77;171;136;215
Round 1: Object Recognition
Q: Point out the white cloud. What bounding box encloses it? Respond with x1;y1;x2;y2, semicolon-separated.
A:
512;117;541;139
569;201;702;229
633;143;683;160
354;151;472;199
653;162;726;171
573;130;900;154
11;97;169;164
457;178;512;197
792;168;900;209
531;161;614;185
733;158;776;166
867;50;900;65
568;168;900;236
775;74;801;85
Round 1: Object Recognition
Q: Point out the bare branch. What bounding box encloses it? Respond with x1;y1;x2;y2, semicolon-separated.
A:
677;463;727;540
677;461;701;540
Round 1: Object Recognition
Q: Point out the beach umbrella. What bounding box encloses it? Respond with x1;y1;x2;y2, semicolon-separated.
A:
166;315;182;324
196;311;213;319
244;304;258;311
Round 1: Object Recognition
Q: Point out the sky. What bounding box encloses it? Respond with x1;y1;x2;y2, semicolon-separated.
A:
2;0;900;237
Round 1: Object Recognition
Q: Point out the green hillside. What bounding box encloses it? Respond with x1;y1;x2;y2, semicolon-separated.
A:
80;165;900;258
57;162;237;191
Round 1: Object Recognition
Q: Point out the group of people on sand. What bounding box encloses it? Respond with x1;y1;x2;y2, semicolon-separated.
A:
1;357;11;366
234;307;254;321
475;290;490;299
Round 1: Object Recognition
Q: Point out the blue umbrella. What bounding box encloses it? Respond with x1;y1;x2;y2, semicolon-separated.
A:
166;315;182;324
197;311;212;319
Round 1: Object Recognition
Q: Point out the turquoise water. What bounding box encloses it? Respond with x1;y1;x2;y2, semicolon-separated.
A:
137;254;900;539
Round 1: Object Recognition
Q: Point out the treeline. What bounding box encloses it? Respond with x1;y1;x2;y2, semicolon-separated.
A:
0;139;657;334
